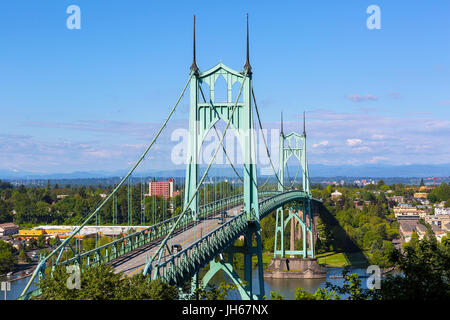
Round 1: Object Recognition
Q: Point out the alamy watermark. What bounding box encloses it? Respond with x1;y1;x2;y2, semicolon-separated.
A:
66;265;81;289
366;5;381;30
66;5;81;30
366;265;381;290
170;126;283;176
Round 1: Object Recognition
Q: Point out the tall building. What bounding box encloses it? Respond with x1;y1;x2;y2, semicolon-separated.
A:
148;178;174;199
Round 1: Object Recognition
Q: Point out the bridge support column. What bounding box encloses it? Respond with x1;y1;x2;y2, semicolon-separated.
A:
184;71;200;221
200;222;265;300
243;222;265;300
273;207;284;257
301;207;307;258
307;198;315;258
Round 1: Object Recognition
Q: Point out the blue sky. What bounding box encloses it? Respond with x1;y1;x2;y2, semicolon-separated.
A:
0;1;449;174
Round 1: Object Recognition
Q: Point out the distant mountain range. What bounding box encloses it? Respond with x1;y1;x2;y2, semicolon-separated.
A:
1;163;450;180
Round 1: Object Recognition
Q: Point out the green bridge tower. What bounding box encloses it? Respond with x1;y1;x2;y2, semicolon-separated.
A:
273;112;315;258
184;14;265;299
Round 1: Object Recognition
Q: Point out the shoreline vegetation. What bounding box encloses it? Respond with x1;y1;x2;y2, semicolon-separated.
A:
315;251;369;268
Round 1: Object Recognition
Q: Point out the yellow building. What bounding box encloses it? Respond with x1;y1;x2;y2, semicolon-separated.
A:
17;229;46;240
44;229;71;236
414;192;428;199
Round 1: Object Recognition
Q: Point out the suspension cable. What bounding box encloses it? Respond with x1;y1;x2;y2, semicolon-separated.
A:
251;88;290;191
20;72;194;297
144;70;249;276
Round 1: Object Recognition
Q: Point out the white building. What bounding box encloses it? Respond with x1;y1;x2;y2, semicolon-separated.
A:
435;207;450;216
331;190;342;199
0;223;19;236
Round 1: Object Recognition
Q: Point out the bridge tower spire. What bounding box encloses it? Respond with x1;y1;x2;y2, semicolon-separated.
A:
190;14;199;74
273;112;314;259
183;14;264;299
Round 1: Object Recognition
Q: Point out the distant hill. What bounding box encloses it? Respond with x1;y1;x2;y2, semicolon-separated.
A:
1;163;449;180
307;164;450;178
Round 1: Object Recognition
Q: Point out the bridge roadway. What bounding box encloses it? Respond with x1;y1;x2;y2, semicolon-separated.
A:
109;202;246;277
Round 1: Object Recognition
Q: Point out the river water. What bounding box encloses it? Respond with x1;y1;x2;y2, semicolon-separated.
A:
0;275;37;300
2;267;375;300
210;267;375;300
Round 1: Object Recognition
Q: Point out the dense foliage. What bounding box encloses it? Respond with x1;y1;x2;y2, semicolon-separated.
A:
427;182;450;204
37;264;179;300
312;183;401;267
0;180;242;226
0;240;17;274
269;235;450;300
380;233;450;299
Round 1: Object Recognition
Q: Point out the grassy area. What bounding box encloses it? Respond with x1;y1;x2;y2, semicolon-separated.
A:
316;252;349;267
316;251;369;268
252;252;273;269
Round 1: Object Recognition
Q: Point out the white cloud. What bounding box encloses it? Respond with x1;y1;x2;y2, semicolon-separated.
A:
347;94;378;102
312;141;329;148
346;139;362;147
368;156;389;163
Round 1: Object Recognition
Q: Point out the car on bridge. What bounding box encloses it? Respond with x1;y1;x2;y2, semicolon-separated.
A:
171;244;182;254
218;210;227;224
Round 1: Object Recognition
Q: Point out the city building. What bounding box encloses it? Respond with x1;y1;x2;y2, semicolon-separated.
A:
419;186;433;192
16;225;148;240
387;195;405;208
393;205;427;218
148;178;174;199
399;219;418;242
354;200;364;210
17;229;46;240
331;190;342;200
435;207;450;216
425;214;450;230
443;223;450;233
430;224;446;242
414;224;428;240
0;223;19;236
413;192;428;199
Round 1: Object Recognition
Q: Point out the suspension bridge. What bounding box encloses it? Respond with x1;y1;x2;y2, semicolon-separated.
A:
19;14;322;300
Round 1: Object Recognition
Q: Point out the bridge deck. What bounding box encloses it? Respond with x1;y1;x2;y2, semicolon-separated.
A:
110;203;244;277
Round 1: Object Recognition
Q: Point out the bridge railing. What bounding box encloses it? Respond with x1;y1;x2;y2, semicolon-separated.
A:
58;193;247;269
151;190;320;285
17;192;261;299
154;210;249;285
18;190;280;299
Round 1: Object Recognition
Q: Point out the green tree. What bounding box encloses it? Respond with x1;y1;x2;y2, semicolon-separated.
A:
266;291;284;300
380;237;450;300
37;264;179;300
18;249;30;263
403;232;419;250
0;198;12;223
0;241;17;273
122;276;179;300
194;282;238;300
427;182;450;203
324;267;380;300
37;235;47;248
